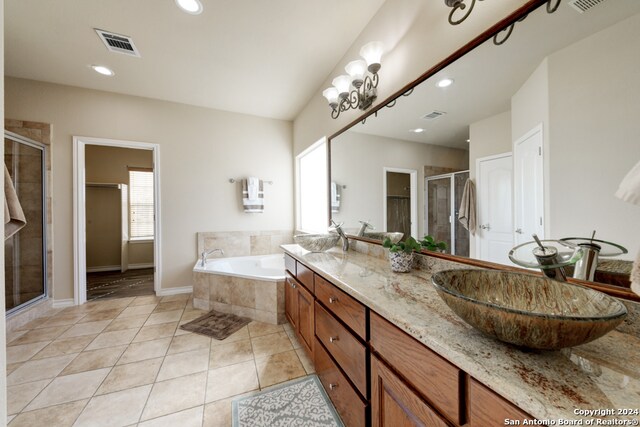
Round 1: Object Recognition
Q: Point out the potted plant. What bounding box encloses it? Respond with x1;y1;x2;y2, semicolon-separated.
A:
383;236;422;273
420;235;448;253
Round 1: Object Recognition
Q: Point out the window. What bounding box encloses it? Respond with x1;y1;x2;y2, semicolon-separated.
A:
129;169;154;239
296;138;328;233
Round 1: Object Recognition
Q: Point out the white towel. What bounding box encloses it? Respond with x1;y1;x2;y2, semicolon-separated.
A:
615;160;640;295
458;178;476;235
242;178;264;213
4;164;27;240
331;181;340;213
632;252;640;296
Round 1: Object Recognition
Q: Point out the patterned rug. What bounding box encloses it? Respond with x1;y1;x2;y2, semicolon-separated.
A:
179;309;251;340
232;375;344;427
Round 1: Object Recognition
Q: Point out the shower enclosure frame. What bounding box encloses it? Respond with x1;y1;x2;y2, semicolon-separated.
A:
5;130;48;316
425;170;470;257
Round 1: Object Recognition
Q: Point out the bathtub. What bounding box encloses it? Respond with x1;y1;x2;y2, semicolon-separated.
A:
192;253;286;325
193;254;285;282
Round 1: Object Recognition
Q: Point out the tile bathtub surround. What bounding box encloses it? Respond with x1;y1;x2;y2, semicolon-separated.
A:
282;244;640;422
5;293;312;426
196;230;294;258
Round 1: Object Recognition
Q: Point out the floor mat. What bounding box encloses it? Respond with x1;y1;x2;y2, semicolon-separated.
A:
179;309;251;340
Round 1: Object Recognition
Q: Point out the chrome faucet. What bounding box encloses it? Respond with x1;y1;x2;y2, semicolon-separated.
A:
356;220;374;237
330;219;349;252
201;248;224;266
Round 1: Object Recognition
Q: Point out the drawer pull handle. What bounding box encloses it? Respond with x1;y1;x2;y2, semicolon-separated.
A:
329;297;338;304
329;336;339;343
329;383;338;390
290;282;296;289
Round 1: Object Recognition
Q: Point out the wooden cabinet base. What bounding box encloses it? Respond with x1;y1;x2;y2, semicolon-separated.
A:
468;378;533;426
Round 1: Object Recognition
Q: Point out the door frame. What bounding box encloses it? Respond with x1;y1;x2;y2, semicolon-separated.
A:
382;167;418;238
73;136;162;305
475;152;513;260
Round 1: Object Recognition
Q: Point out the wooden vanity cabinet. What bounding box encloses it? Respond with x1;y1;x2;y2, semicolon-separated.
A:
296;280;314;356
468;379;533;427
284;254;314;357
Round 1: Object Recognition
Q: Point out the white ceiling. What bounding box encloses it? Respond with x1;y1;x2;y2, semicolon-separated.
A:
4;0;386;120
347;0;640;150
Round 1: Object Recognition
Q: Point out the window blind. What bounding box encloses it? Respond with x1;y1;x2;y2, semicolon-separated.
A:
129;170;154;238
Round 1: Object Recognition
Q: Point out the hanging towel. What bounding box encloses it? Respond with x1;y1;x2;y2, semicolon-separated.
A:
632;252;640;297
4;164;27;240
458;178;476;235
242;177;264;213
331;181;341;213
616;160;640;295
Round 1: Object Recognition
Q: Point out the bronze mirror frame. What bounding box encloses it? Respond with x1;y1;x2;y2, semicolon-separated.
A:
326;0;639;302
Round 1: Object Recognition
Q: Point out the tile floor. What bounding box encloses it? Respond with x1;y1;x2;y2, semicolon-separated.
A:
6;293;314;426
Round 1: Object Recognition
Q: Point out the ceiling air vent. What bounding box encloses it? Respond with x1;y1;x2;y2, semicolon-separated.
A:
567;0;606;13
421;111;446;120
95;29;141;57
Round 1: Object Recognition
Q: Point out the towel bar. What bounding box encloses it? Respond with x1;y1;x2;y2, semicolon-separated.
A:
229;178;273;185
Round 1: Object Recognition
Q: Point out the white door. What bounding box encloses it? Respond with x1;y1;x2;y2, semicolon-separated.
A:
476;153;513;265
513;125;544;245
120;184;129;273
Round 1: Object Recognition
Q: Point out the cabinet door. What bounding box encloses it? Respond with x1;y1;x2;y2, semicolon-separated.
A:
371;356;449;427
285;275;298;329
468;379;533;427
296;282;314;357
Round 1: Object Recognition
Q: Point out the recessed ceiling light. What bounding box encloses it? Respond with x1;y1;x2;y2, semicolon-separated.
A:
436;78;454;88
91;65;114;76
410;128;425;133
175;0;203;14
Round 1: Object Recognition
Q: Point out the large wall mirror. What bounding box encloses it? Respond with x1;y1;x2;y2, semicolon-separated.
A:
329;0;640;298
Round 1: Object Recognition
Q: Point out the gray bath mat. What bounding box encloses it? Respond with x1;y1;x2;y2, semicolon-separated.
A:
179;309;251;340
232;375;344;427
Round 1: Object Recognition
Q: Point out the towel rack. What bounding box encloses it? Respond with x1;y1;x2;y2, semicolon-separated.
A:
229;178;273;185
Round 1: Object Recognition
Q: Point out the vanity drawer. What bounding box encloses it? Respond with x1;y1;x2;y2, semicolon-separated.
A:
370;312;463;425
315;274;367;340
284;253;296;276
296;261;314;293
315;302;367;397
314;337;367;427
468;379;533;427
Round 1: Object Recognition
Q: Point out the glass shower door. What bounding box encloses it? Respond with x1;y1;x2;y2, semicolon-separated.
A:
426;177;452;252
4;134;46;314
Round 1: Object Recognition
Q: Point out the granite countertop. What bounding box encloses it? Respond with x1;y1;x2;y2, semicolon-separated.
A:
281;244;640;422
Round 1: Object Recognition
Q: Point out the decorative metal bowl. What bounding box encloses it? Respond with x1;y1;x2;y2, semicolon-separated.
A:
432;269;627;350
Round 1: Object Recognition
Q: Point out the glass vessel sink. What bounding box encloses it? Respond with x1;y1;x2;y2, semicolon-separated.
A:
363;231;403;244
431;269;627;350
294;233;340;252
508;239;583;270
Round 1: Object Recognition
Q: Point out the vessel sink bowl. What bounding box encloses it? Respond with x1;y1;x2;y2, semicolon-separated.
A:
294;233;341;252
431;269;627;350
363;232;404;244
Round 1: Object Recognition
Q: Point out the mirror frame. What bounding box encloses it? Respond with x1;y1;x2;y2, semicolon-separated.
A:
326;0;639;302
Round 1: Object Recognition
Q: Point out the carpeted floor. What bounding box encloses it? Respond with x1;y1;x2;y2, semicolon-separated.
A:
86;268;155;301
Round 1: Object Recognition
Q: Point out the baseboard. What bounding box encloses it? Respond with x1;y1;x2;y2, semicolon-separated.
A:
87;263;155;273
156;286;193;296
129;263;155;270
52;299;75;308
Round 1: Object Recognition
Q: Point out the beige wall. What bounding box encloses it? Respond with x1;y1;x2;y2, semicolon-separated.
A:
331;131;468;237
85;146;154;269
547;14;640;259
5;78;294;299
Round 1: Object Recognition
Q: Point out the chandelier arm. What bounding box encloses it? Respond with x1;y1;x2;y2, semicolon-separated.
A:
547;0;560;13
448;0;480;26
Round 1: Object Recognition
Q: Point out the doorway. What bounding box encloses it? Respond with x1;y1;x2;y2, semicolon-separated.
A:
74;137;161;305
383;168;417;239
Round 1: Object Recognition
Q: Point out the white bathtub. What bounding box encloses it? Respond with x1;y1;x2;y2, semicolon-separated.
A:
193;253;285;282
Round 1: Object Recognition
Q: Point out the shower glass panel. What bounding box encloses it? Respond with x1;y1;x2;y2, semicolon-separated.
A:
4;133;46;314
426;170;470;257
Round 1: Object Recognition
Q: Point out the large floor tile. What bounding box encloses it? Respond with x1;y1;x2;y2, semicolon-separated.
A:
40;314;87;328
7;341;50;364
117;304;157;319
144;310;183;326
156;348;209;381
7;363;23;375
84;328;138;351
104;314;149;332
160;294;190;303
73;384;152;427
77;308;124;323
255;350;306;388
248;321;284;338
60;345;127;376
32;335;97;360
118;337;171;365
180;309;207;322
167;333;211;354
203;398;233;427
131;295;162;306
8;399;88;427
153;300;187;313
209;339;254;369
296;348;315;374
285;327;303;350
58;320;112;339
140;371;207;421
7;353;78;386
96;357;163;395
133;322;178;343
7;379;51;415
138;405;203;427
9;325;71;345
25;367;111;411
205;360;259;403
250;331;293;358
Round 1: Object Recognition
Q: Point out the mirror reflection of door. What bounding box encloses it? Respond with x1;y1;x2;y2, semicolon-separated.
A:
386;171;411;240
476;153;513;265
513;125;544;245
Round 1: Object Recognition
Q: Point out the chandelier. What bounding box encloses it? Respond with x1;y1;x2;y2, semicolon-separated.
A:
322;42;384;119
